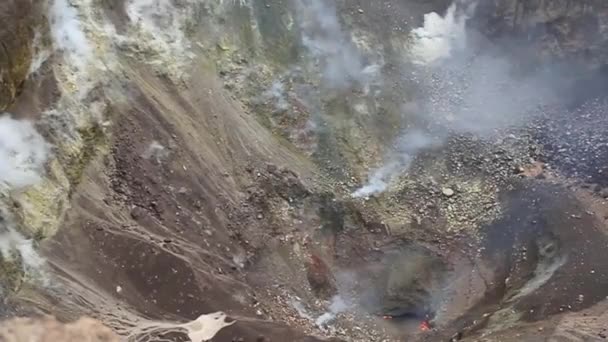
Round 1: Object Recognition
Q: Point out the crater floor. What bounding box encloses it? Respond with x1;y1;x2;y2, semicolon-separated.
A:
1;0;608;341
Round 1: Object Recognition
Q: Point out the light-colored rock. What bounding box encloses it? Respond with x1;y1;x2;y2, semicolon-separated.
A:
442;187;455;197
0;317;119;342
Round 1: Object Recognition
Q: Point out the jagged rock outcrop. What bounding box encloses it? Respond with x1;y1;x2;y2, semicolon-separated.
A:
0;0;39;110
473;0;608;67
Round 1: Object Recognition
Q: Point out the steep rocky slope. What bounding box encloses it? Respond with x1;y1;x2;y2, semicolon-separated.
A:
474;0;608;65
1;0;608;341
0;0;40;111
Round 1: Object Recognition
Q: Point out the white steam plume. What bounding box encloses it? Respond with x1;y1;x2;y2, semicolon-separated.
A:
409;3;470;65
315;295;349;327
142;141;169;162
0;115;50;190
353;130;440;198
263;81;290;111
416;0;554;135
0;223;46;280
49;0;93;71
0;114;51;285
354;0;556;196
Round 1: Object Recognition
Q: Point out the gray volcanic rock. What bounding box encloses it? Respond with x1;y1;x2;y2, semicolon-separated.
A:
472;0;608;68
0;317;120;342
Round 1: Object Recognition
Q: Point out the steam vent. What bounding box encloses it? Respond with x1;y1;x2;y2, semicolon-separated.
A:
3;0;608;341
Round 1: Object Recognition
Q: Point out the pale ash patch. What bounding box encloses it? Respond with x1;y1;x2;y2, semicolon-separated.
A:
126;312;234;342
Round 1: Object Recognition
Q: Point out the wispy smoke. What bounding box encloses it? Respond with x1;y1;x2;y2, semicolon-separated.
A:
0;115;50;190
0;221;46;278
263;81;290;111
49;0;93;70
353;130;440;197
289;298;314;320
354;0;558;196
0;114;50;285
142;141;169;163
315;295;349;327
296;0;380;90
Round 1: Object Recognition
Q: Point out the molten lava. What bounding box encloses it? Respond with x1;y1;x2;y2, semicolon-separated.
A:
419;320;431;332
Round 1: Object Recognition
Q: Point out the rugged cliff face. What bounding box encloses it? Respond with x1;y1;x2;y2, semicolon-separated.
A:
0;0;40;111
473;0;608;68
2;0;608;342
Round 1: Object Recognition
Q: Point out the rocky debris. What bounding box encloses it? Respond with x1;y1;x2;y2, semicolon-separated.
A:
248;164;311;207
390;156;504;234
472;0;608;69
533;100;608;186
458;299;608;342
0;317;119;342
4;1;608;342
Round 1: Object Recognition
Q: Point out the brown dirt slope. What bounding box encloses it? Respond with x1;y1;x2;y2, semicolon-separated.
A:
27;59;331;340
